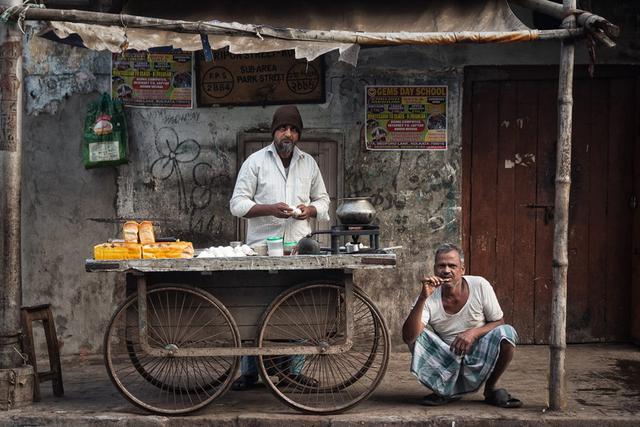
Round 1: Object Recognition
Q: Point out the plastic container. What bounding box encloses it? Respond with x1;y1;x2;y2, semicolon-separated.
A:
251;242;268;256
283;241;297;255
266;236;284;256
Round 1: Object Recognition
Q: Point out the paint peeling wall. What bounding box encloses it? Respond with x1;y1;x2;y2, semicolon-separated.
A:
18;1;640;356
20;25;119;357
23;23;110;115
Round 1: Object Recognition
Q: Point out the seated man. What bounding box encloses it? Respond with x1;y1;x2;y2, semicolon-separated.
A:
402;243;522;408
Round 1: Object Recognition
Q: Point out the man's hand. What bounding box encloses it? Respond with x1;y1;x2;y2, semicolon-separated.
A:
293;204;316;220
270;202;293;218
420;275;448;299
450;329;479;356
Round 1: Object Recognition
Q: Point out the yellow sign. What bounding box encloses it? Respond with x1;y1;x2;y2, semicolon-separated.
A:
365;85;447;150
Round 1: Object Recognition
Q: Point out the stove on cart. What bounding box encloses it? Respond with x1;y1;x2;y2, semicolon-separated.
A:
310;224;380;254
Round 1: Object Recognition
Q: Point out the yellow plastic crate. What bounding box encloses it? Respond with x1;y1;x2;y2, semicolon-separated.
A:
142;242;194;259
94;242;142;260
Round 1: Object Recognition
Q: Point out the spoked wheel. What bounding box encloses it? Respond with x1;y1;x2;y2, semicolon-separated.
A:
257;281;389;414
104;284;240;414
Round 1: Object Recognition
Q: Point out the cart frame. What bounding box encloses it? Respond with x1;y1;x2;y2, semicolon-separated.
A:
87;253;395;414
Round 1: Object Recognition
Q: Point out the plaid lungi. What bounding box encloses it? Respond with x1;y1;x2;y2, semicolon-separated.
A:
410;324;518;397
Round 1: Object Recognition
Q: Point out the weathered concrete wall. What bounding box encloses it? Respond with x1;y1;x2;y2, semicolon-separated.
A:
20;27;120;356
18;0;640;356
317;62;462;350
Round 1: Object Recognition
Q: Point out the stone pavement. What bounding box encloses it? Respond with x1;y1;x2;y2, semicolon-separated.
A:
0;344;638;426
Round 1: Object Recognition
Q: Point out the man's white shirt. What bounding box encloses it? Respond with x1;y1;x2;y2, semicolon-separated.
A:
417;276;504;345
230;143;330;246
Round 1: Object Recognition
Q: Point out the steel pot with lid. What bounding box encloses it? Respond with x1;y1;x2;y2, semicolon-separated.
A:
336;197;376;225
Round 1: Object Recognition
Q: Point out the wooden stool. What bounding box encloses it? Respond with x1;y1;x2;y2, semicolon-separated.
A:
20;304;64;401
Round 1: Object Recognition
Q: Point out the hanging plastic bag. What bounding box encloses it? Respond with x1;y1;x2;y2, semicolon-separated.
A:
83;93;128;168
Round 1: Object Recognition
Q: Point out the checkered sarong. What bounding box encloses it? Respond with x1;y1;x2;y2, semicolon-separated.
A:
410;324;518;397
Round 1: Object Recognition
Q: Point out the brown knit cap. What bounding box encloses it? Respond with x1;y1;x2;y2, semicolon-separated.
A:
271;105;303;135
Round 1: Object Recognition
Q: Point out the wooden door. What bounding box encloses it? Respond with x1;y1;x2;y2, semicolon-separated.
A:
462;67;638;344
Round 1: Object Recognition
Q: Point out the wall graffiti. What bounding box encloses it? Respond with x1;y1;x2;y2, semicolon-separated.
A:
344;165;372;197
145;109;201;126
139;120;236;245
189;159;233;235
327;75;376;112
394;214;409;234
150;127;201;210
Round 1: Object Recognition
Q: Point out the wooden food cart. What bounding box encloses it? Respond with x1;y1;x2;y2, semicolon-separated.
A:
86;253;395;415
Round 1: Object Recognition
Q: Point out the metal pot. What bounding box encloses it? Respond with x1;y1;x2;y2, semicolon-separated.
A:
336;197;376;225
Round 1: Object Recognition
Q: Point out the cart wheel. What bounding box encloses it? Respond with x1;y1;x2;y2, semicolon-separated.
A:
104;284;240;414
257;281;389;414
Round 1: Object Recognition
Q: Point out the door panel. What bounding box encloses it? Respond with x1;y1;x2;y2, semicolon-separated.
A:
511;81;539;344
469;82;499;288
533;80;557;344
495;82;517;327
587;80;609;340
464;68;637;343
605;78;634;340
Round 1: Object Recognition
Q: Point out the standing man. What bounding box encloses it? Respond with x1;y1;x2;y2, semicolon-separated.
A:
402;243;522;408
230;105;330;246
229;105;330;390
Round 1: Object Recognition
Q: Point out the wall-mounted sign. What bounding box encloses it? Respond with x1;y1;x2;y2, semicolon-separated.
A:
195;48;324;106
365;85;447;150
111;51;193;108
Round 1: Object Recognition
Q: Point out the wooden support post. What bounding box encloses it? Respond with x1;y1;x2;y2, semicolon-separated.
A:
549;0;576;411
0;0;25;371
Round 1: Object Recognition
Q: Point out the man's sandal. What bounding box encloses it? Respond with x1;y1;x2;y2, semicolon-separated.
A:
421;393;462;406
484;388;523;408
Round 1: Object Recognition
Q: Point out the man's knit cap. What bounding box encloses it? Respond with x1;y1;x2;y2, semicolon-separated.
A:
271;105;303;135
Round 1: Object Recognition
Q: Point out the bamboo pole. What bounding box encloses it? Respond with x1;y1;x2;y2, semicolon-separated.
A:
0;6;587;45
513;0;574;17
512;0;618;46
549;0;575;411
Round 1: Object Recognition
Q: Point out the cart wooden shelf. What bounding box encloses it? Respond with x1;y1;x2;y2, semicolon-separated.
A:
86;253;395;415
